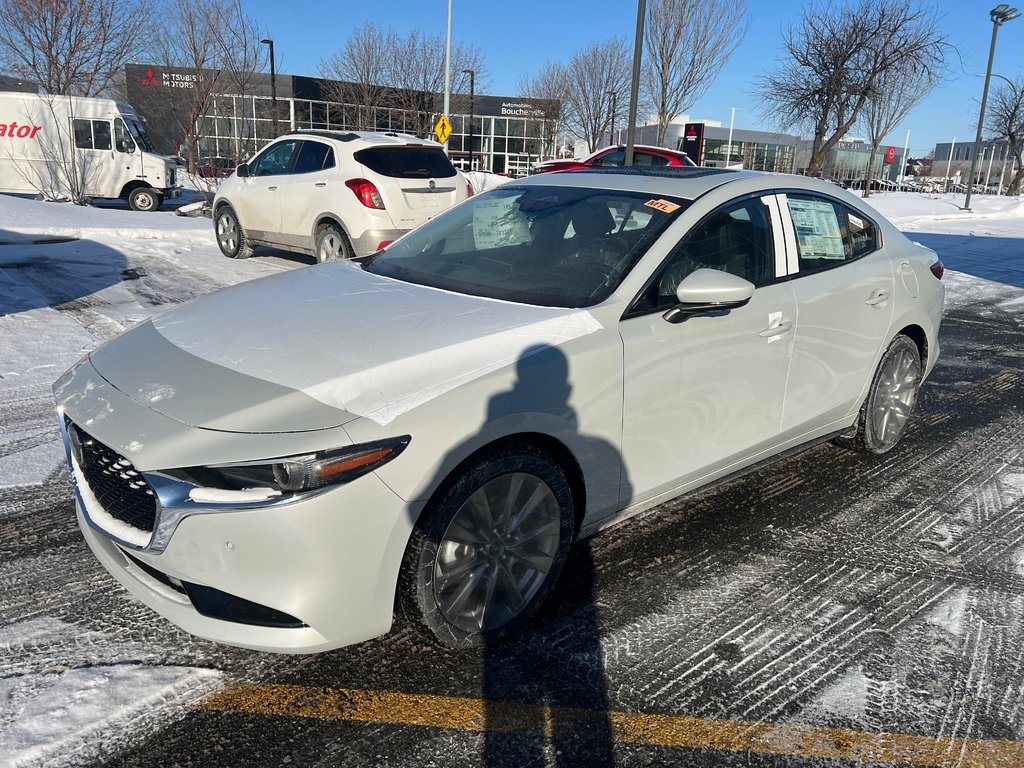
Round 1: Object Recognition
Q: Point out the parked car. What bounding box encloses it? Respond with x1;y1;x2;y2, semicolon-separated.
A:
56;167;944;653
196;156;236;178
213;130;471;262
531;144;697;175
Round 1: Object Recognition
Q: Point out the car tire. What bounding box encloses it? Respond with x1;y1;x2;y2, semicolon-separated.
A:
128;187;161;212
214;205;254;259
315;222;353;263
400;444;576;649
844;334;922;455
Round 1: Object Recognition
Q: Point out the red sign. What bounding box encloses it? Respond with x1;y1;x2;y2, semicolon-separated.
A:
884;145;896;164
141;68;161;87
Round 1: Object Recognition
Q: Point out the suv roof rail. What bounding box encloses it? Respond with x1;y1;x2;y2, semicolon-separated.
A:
286;129;360;142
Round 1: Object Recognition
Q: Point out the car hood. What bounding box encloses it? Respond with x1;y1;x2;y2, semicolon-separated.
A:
89;263;602;432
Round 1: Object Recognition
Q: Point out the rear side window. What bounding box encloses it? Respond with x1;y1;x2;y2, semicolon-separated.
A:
785;194;878;272
73;119;113;150
634;151;670;167
355;147;456;178
292;141;335;174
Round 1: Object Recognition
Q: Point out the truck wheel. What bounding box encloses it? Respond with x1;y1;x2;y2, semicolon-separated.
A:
128;187;161;212
215;205;254;259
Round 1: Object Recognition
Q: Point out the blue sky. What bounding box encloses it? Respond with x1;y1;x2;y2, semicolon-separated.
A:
246;0;1024;158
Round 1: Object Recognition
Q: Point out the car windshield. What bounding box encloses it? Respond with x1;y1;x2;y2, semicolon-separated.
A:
367;185;688;308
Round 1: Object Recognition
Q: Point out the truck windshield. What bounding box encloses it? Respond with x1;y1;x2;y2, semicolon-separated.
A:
126;118;155;152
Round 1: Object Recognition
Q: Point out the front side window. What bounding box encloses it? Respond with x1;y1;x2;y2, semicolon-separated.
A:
367;185;688;308
591;149;625;167
114;119;135;153
785;194;878;272
633;196;776;314
250;140;298;176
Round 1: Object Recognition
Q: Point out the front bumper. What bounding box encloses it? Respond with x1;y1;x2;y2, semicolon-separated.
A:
72;467;415;653
56;362;419;653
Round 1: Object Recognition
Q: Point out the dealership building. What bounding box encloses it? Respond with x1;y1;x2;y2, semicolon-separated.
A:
123;64;556;176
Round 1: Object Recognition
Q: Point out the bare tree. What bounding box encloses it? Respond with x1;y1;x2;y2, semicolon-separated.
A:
386;30;486;136
318;22;393;130
0;0;151;96
758;0;948;177
517;62;570;159
563;39;631;153
859;61;937;197
986;78;1024;195
643;0;748;146
150;0;267;171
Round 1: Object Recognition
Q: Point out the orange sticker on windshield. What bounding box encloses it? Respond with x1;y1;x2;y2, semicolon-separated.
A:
645;199;681;213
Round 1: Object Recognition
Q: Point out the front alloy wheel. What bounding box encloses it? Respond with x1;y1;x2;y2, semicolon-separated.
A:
401;445;575;648
215;206;253;259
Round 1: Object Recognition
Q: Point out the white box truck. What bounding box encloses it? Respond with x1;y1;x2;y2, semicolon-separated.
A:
0;92;180;211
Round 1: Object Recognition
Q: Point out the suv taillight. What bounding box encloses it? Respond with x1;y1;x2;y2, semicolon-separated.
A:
930;260;944;280
345;179;385;209
466;180;474;198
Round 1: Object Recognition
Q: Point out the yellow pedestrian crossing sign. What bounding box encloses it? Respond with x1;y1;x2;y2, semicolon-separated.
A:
434;114;452;144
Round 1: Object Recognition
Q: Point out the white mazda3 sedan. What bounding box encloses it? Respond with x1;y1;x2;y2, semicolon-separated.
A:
55;168;944;652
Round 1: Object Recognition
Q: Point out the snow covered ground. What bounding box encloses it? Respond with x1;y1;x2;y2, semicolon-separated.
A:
0;189;1021;767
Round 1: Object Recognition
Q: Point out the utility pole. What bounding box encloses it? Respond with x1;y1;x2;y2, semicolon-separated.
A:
443;0;452;153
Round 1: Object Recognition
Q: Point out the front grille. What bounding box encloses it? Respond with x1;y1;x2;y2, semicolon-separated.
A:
69;421;157;533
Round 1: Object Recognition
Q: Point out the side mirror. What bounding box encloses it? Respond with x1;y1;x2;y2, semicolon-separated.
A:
663;268;755;324
235;163;250;178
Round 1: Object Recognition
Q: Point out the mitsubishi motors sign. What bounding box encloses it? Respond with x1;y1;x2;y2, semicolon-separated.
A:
682;122;705;166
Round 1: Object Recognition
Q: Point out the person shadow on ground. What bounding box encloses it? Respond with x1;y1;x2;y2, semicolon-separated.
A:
473;343;629;767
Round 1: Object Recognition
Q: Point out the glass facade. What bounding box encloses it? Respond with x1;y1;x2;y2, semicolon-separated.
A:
700;137;795;173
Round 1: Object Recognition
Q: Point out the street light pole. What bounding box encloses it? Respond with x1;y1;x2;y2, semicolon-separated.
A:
260;39;277;137
624;0;647;166
725;107;736;167
462;69;474;170
607;91;617;145
964;4;1020;211
443;0;452;152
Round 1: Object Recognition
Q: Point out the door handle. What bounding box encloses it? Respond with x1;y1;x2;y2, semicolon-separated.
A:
314;182;327;188
758;319;792;337
267;185;278;191
865;289;889;306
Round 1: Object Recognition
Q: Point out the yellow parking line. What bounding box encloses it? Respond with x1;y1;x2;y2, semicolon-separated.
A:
203;683;1024;767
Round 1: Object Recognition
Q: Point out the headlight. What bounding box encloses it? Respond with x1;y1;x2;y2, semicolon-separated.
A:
166;436;410;496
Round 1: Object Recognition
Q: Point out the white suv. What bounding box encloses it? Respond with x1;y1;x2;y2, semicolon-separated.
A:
213;131;470;261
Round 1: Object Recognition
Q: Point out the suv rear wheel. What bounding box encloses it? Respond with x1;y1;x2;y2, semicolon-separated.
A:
315;222;352;263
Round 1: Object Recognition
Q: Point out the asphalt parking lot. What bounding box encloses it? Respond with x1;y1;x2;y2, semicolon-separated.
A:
1;212;1022;767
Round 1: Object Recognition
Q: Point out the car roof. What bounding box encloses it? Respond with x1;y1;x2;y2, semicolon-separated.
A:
282;129;444;150
507;166;873;207
511;166;749;199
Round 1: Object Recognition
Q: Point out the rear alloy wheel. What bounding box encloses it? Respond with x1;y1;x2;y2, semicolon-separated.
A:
315;222;352;263
215;205;254;259
401;446;575;649
849;334;922;454
128;187;160;212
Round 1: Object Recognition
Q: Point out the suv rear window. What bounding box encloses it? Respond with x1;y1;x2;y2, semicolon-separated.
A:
354;147;457;179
